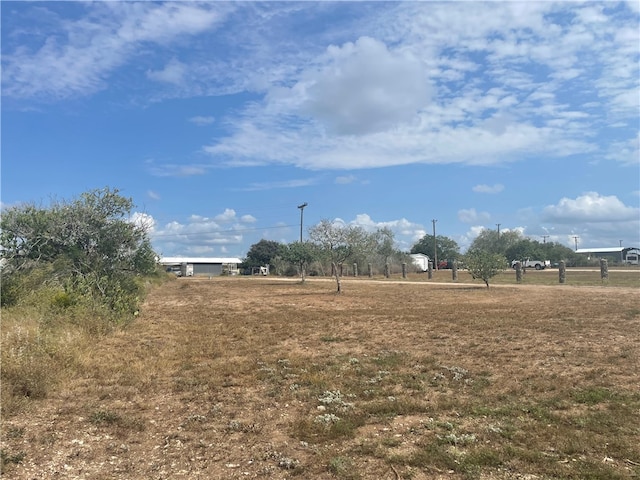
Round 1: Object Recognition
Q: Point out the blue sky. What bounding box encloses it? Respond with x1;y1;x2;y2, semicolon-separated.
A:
2;1;639;258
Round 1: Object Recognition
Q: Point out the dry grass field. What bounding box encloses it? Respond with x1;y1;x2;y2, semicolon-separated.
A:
2;272;639;479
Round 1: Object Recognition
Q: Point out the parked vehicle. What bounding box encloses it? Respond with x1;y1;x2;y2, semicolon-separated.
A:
410;254;430;272
511;259;551;270
180;263;194;277
624;251;639;265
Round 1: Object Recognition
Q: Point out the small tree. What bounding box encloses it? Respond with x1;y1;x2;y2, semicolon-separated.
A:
309;219;357;293
285;241;318;283
464;249;508;288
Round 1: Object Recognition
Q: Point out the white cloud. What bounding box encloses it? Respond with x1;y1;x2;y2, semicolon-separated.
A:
189;115;215;126
335;175;357;185
147;163;207;177
458;208;491;224
299;36;432;135
346;213;425;250
605;133;640;167
214;208;238;223
147;190;161;200
237;178;319;191
472;184;504;194
147;58;187;84
542;192;639;223
130;212;156;231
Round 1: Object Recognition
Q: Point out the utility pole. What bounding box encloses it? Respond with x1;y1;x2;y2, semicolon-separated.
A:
297;203;308;282
297;202;308;242
542;235;549;244
432;219;438;270
496;223;501;237
620;240;623;263
573;236;579;251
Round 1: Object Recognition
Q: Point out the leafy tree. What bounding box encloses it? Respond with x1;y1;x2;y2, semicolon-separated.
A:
464;249;508;288
469;229;522;256
374;227;395;265
285;241;319;282
0;187;157;314
411;234;460;262
309;219;361;293
243;239;285;270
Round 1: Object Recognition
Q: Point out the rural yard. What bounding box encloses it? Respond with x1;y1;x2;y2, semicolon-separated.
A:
2;274;639;479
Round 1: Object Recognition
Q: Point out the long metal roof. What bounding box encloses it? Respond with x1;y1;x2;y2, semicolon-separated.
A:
574;247;637;254
159;257;243;264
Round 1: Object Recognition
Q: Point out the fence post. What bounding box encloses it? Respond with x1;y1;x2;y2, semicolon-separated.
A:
515;261;522;283
428;261;433;279
600;258;608;282
402;262;407;279
353;263;358;277
384;263;390;278
368;263;373;278
452;261;458;281
559;260;566;284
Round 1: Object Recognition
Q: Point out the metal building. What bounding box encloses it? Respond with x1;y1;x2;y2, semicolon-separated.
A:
159;257;243;276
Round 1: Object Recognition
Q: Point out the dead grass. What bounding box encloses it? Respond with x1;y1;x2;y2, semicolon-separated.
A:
2;275;639;479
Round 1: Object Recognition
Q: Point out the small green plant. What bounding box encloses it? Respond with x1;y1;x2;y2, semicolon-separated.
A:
328;456;360;479
573;387;614;405
0;449;26;474
89;409;121;425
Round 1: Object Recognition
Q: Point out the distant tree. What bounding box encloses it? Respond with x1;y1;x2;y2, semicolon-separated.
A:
505;238;543;263
285;241;318;282
464;249;508;288
0;187;157;314
309;219;361;293
411;234;460;262
469;229;522;256
244;239;284;270
374;227;395;265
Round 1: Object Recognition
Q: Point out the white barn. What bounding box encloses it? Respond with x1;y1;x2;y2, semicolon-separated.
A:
159;257;243;276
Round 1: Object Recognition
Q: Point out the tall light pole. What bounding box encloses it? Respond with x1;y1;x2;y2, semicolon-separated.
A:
432;219;438;270
542;235;549;244
496;223;501;237
297;202;308;242
573;236;579;251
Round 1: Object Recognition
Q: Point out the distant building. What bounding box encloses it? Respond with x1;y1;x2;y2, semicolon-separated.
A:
159;257;243;276
574;247;639;265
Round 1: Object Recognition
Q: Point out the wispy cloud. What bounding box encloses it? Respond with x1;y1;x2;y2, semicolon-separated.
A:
472;184;505;194
238;178;319;191
189;115;215;126
2;3;228;100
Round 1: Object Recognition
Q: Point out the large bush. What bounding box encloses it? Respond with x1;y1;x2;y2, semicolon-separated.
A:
0;187;158;316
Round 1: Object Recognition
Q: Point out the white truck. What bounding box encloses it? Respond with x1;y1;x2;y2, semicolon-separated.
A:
511;259;550;270
180;263;194;277
410;253;430;272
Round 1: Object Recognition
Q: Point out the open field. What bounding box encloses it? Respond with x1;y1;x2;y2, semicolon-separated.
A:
2;276;639;479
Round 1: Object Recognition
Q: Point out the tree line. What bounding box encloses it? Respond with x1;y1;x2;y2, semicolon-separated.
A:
1;188;587;302
243;222;584;289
